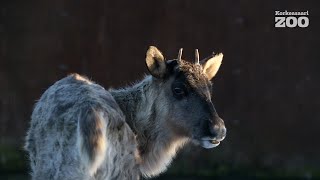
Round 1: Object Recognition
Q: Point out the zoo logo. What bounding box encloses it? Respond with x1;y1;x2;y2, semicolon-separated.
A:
275;10;309;28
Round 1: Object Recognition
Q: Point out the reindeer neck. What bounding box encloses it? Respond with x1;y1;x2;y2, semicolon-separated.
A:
110;76;154;133
110;76;188;177
110;76;167;146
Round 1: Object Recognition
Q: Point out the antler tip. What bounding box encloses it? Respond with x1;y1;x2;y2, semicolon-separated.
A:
177;48;183;61
195;49;200;64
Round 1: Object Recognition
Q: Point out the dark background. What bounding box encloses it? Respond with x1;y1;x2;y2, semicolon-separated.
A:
1;0;319;179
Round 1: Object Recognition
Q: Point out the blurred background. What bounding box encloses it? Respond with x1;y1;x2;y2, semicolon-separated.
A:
1;0;319;179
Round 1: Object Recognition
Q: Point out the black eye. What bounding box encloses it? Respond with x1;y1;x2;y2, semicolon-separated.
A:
173;87;186;99
174;88;184;95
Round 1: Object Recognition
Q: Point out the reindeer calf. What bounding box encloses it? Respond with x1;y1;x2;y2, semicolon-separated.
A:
25;46;226;180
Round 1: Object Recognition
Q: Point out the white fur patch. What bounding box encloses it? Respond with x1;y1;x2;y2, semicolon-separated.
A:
140;138;189;178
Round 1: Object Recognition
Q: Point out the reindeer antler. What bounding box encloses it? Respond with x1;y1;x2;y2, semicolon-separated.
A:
177;48;183;62
195;49;200;64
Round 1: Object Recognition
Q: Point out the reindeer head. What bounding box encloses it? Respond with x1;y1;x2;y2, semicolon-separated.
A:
145;46;226;149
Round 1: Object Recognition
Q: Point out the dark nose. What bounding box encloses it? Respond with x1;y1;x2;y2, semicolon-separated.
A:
210;116;226;141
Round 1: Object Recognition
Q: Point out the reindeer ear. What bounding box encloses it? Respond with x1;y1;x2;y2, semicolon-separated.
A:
201;53;223;80
146;46;167;78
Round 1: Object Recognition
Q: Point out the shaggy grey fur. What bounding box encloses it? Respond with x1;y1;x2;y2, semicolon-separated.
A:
25;74;139;180
25;46;226;180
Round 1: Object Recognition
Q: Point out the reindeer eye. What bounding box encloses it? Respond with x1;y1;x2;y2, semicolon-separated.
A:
174;88;184;94
173;87;186;98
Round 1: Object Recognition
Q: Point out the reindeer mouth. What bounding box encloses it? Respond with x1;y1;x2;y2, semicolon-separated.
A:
199;137;221;149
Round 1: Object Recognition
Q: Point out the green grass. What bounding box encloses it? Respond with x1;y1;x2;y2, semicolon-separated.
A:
0;144;28;173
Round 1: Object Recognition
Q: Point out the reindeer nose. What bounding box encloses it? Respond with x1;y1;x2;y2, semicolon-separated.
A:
210;117;226;141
